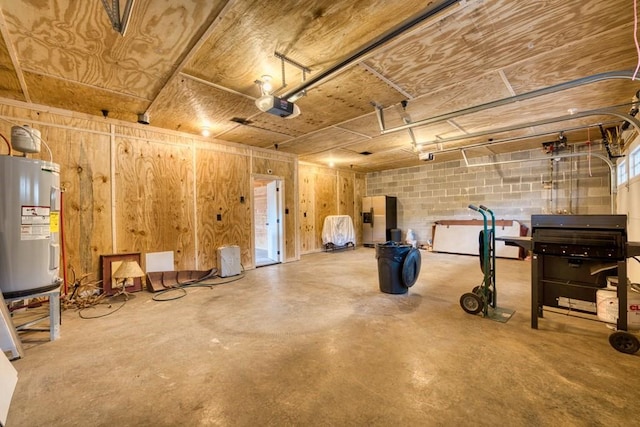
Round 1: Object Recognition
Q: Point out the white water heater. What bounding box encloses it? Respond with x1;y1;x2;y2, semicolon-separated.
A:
0;156;62;298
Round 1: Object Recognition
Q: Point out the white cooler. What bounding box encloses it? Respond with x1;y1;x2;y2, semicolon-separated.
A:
596;287;640;329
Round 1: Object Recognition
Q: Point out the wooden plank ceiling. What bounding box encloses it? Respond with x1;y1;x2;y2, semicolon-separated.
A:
0;0;639;172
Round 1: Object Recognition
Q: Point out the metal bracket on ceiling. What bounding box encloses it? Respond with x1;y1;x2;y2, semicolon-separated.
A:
273;52;311;101
372;102;385;131
415;105;640;149
376;70;640;135
101;0;135;36
398;100;418;149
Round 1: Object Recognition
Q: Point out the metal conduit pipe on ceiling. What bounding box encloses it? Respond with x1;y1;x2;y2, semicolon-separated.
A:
460;150;617;214
425;120;621;156
416;106;640;149
377;69;639;135
280;0;462;101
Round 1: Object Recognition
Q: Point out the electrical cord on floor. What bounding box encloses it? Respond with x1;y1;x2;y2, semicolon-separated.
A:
78;297;128;319
152;273;246;302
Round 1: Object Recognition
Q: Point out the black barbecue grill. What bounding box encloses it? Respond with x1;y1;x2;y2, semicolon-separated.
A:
499;214;640;353
530;214;632;330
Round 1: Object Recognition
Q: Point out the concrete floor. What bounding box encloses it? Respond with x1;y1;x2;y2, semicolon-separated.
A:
6;248;640;426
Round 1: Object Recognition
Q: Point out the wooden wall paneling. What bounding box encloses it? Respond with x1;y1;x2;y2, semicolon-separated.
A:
49;126;112;283
299;163;364;251
338;170;355;217
353;173;366;246
298;165;317;253
114;125;193;146
0;103;114;282
314;171;338;250
0;102;112;135
115;137;196;270
252;154;297;261
196;148;252;270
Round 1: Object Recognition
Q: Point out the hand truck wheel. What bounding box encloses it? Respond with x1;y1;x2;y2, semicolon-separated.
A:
609;331;640;354
460;292;483;315
472;285;494;306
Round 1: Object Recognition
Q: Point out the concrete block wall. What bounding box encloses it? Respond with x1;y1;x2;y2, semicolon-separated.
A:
366;146;613;245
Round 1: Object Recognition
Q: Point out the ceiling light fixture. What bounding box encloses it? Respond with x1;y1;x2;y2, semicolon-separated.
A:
201;127;211;137
254;52;310;119
261;75;273;94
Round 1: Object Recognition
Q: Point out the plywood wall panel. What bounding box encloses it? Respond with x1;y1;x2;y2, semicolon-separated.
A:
115;126;192;146
353;173;366;245
314;172;337;250
196;149;252;269
115;137;196;270
298;163;365;252
56;130;113;282
0;104;113;280
338;170;355;217
0;98;308;298
298;166;316;253
0;102;112;134
252;156;297;261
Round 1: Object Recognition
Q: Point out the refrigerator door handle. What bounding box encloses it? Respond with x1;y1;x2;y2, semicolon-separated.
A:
370;208;374;227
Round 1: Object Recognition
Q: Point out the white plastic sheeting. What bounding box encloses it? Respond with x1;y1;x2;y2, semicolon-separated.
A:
322;215;356;247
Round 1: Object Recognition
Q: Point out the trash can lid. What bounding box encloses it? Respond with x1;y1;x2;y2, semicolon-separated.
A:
402;248;421;288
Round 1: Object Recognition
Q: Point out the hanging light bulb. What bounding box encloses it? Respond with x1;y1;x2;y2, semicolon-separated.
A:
261;75;273;94
201;127;211;137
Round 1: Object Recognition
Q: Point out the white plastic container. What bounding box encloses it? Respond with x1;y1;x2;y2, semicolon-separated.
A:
596;288;640;329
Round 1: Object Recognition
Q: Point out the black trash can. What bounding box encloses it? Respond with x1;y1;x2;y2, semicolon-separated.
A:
375;242;421;294
390;228;402;243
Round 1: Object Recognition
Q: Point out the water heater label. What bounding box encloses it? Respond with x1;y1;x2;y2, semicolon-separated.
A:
21;205;51;240
49;212;60;233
